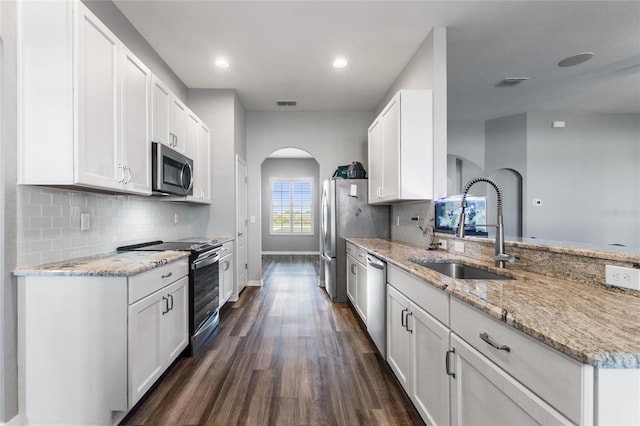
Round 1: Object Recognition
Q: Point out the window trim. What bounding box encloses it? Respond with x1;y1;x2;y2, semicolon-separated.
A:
269;177;314;236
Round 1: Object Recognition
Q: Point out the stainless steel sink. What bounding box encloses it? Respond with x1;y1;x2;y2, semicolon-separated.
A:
409;259;514;280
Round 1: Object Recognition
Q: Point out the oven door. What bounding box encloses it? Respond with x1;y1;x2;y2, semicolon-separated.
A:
191;252;220;350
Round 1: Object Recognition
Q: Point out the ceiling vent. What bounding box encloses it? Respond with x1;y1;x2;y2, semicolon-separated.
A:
276;100;297;107
495;77;530;87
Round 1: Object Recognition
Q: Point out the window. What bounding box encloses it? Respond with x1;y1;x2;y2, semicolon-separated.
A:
271;178;313;235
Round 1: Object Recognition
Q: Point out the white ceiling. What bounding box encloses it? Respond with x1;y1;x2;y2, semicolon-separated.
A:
114;1;640;120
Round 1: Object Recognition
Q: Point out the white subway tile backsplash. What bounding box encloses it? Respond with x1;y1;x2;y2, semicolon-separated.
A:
16;186;194;268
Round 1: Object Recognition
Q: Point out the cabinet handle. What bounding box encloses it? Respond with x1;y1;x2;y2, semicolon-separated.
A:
162;296;169;315
168;294;174;311
406;312;413;333
124;165;131;184
351;264;357;275
224;260;230;271
161;272;173;279
445;349;456;378
117;164;124;183
479;332;511;353
401;308;408;328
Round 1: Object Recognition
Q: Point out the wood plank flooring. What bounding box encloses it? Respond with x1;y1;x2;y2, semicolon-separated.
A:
121;255;423;425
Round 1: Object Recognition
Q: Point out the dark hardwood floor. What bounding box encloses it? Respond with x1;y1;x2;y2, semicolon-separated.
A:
122;255;422;425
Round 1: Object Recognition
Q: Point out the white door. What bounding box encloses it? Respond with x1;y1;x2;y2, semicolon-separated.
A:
450;334;571;426
170;97;187;153
411;302;451;426
355;261;368;323
236;156;248;295
386;284;411;391
128;289;164;407
76;4;120;189
151;75;171;146
346;255;357;303
121;47;151;195
163;277;189;364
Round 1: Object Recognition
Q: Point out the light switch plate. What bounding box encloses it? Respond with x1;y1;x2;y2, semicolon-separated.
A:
454;241;464;253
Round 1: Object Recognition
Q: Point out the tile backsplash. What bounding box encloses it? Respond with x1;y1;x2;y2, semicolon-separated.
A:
390;201;435;247
17;186;193;267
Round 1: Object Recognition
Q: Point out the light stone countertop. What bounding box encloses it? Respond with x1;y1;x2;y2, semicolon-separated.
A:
347;237;640;369
14;251;190;277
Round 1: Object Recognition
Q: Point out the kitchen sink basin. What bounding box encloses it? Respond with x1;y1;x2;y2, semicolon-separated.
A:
409;259;514;280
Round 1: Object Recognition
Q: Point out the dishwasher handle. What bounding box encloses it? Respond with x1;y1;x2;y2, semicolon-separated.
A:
367;255;385;270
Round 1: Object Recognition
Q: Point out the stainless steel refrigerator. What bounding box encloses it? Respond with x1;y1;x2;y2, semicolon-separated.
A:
321;178;389;301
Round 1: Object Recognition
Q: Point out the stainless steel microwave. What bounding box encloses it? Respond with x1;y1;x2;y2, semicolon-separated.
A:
152;142;194;196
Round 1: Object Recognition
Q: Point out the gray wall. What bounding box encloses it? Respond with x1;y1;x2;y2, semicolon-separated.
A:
526;112;640;247
1;1;192;420
376;28;448;247
246;111;373;283
188;89;247;239
261;158;320;253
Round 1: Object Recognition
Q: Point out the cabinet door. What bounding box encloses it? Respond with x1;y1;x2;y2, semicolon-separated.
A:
410;302;450;426
128;289;165;407
76;4;120;189
170;97;188;153
163;276;189;365
198;124;211;203
121;47;151;195
220;256;234;306
380;96;400;201
355;261;368;323
151;75;171;146
186;111;201;199
346;255;357;304
450;334;572;426
367;119;382;202
387;284;411;391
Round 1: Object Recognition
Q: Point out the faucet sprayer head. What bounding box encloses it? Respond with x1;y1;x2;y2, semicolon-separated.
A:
456;197;467;238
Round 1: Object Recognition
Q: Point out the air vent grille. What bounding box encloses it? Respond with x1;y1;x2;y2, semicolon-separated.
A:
495;77;530;87
276;100;297;106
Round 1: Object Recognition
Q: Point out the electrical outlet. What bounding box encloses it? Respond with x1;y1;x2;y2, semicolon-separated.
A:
174;213;179;224
438;239;447;250
605;265;640;291
454;241;465;253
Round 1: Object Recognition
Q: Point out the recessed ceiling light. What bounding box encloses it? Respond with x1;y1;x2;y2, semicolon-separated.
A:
333;57;348;69
558;52;594;67
214;58;230;69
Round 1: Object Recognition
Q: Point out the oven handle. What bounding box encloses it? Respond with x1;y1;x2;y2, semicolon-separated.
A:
192;253;220;270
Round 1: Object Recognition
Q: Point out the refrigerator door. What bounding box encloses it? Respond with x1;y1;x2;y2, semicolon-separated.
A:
322;252;336;299
321;179;336;257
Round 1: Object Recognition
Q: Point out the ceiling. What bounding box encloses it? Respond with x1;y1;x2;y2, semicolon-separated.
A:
114;1;640;120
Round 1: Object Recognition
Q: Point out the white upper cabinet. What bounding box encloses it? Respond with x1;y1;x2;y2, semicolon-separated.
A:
170;97;188;154
198;123;211;203
18;1;150;195
185;112;211;204
368;90;445;204
151;76;172;147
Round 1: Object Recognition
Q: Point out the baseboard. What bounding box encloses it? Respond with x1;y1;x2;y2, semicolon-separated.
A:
3;414;20;425
247;279;262;287
261;251;320;256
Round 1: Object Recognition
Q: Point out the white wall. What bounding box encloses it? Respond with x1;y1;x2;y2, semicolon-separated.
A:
246;111;373;283
261;158;320;253
526;112;640;246
187;89;246;238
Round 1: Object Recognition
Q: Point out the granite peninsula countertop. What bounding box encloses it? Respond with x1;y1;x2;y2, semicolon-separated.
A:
14;251;190;277
348;238;640;369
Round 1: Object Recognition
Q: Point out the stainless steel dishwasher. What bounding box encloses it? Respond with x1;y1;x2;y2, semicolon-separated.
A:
366;254;386;359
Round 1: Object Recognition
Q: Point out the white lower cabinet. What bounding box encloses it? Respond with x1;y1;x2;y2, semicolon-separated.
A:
219;241;235;307
128;276;188;407
387;283;450;425
346;242;368;323
18;259;189;425
449;333;571;426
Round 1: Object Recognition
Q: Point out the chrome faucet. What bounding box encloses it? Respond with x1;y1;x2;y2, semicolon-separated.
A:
455;177;515;268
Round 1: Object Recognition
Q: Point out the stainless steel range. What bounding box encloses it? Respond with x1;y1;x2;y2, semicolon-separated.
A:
118;238;222;355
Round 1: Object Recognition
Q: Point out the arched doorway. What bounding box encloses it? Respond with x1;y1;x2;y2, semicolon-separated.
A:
260;147;320;255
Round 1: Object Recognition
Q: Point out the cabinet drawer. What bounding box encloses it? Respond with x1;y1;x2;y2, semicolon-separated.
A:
219;240;234;260
355;247;368;266
387;265;449;326
450;297;587;424
346;241;355;256
129;258;189;304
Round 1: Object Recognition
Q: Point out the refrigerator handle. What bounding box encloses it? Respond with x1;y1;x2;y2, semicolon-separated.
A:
322;252;332;262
